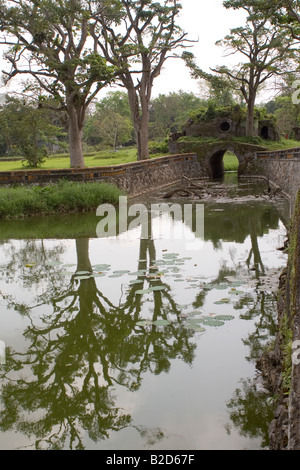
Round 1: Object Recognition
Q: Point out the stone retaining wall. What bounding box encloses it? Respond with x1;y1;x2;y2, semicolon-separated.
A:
257;148;300;211
0;153;200;196
265;190;300;450
256;147;300;449
287;192;300;450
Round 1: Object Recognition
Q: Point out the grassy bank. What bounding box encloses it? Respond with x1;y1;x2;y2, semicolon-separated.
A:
0;180;124;219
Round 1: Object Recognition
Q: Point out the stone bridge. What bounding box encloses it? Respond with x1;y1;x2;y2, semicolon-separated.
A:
168;139;300;209
169;138;267;179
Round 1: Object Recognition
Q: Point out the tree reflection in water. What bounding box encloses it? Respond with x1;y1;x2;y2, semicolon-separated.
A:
0;235;197;449
0;195;287;449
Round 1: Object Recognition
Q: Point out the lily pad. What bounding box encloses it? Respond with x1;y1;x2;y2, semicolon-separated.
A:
136;288;152;295
185;319;206;332
192;326;206;332
203;283;215;290
93;264;111;270
186;319;204;327
163;253;179;259
153;319;171;326
149;285;167;291
113;270;131;275
188;310;203;317
136;320;153;327
129;279;144;285
230;289;244;295
202;318;225;327
214;315;235;321
171;267;181;273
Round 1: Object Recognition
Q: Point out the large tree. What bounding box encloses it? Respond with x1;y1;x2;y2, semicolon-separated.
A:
0;0;118;168
183;1;297;137
214;1;298;136
92;0;192;160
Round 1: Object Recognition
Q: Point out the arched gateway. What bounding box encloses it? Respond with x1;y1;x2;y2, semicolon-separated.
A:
206;144;247;179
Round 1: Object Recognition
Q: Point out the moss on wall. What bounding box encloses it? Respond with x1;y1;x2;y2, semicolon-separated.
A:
262;190;300;449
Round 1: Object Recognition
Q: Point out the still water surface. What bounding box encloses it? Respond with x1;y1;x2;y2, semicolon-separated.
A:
0;176;289;450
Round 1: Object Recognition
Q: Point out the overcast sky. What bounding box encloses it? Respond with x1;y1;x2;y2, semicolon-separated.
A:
0;0;248;99
152;0;247;98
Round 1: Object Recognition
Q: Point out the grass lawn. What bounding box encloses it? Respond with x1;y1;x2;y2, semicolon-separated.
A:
223;151;239;171
0;148;140;172
0;149;238;171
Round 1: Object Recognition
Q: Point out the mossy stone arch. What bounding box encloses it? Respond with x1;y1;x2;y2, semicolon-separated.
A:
202;142;267;179
168;139;267;179
205;145;244;179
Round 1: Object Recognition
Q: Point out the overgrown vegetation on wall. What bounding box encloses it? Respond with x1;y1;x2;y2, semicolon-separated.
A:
259;190;300;450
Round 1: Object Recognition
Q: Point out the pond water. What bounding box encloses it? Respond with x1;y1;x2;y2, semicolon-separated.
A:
0;175;290;450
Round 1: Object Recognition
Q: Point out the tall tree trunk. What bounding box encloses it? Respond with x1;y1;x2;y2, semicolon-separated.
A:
67;103;86;168
127;87;150;161
76;238;92;273
137;103;150;161
246;90;256;137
